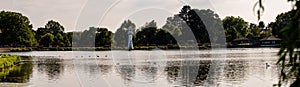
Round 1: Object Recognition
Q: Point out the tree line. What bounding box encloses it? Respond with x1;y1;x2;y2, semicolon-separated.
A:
0;5;290;48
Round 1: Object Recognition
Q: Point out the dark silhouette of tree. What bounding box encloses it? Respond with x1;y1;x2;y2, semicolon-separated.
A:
0;11;37;47
164;6;223;46
268;10;294;39
45;20;64;35
155;29;177;46
36;20;71;47
135;26;157;45
178;6;210;44
135;20;177;47
40;33;54;47
222;16;249;42
95;27;113;47
258;21;265;29
36;27;49;43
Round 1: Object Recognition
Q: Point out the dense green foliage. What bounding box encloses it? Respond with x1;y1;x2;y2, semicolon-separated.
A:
159;6;224;46
222;16;249;42
36;20;71;47
135;21;177;46
95;27;113;47
0;54;21;69
0;11;37;47
40;33;54;47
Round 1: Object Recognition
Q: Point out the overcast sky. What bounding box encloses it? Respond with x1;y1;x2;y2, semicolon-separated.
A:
0;0;292;32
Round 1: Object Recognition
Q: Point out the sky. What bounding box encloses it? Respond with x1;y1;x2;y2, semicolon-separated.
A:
0;0;292;32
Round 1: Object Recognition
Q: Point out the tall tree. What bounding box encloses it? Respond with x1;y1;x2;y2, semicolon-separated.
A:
37;20;71;47
269;10;294;39
0;11;37;47
178;5;210;44
45;20;64;35
222;16;249;42
95;27;113;47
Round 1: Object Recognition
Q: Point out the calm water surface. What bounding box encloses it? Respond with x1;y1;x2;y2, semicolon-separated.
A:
0;48;281;87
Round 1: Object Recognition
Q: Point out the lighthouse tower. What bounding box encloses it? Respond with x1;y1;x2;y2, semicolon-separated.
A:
128;26;134;51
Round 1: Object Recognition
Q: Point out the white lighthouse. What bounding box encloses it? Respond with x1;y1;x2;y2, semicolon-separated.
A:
128;26;134;50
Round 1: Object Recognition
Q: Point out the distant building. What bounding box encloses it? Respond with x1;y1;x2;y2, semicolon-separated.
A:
233;37;251;46
260;35;282;47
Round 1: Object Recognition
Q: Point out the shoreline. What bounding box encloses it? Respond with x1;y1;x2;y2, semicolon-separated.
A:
0;45;280;52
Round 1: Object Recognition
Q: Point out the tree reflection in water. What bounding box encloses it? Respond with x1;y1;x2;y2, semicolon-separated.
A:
165;60;211;86
88;64;112;76
116;65;136;84
165;61;181;83
136;63;159;82
224;60;248;83
37;57;64;80
0;56;33;83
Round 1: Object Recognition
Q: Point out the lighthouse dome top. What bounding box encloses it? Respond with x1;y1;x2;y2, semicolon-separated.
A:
127;26;133;35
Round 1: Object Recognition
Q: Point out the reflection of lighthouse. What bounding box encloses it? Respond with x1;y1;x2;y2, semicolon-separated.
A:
128;26;134;51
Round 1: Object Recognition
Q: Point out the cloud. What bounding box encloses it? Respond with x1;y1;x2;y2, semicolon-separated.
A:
1;0;86;31
0;0;292;32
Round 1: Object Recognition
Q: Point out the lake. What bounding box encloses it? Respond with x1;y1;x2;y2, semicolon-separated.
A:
0;48;281;87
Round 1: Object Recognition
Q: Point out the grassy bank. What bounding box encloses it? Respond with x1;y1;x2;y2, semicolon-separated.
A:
0;54;21;69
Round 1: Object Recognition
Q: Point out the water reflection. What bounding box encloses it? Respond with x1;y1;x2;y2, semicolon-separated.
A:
37;57;64;80
0;48;281;87
116;65;136;83
224;60;249;83
0;56;33;83
88;64;112;75
165;61;180;84
193;60;211;86
165;60;212;86
136;65;158;82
